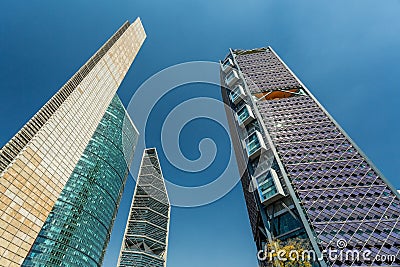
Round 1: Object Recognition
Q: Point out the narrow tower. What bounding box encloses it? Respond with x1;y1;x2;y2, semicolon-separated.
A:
118;148;171;267
220;47;400;266
0;18;145;266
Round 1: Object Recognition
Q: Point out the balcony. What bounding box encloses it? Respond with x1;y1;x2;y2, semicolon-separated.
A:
225;69;240;87
221;58;234;73
245;131;266;159
236;104;254;127
256;169;285;205
229;85;246;104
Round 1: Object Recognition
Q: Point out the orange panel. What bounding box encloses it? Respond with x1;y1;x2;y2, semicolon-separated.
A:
256;89;298;101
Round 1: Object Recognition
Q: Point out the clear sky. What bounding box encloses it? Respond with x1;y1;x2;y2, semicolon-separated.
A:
1;1;400;266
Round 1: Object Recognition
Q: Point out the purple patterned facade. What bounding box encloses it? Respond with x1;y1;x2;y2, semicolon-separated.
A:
220;47;400;267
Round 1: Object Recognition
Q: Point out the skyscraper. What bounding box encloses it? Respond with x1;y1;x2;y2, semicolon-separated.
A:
23;95;139;267
220;47;400;266
118;148;170;267
0;18;145;266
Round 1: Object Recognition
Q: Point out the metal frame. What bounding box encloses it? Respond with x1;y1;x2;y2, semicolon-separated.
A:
228;48;327;266
268;46;400;201
223;45;400;267
117;148;171;267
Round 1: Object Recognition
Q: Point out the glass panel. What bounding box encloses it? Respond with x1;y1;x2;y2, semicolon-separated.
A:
257;172;277;201
23;95;138;267
237;106;250;124
223;58;232;68
247;133;260;156
276;212;302;236
226;71;235;83
230;85;244;102
230;88;239;102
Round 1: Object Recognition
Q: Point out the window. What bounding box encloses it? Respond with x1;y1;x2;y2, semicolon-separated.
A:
246;132;261;156
221;58;234;73
236;105;254;127
229;85;245;104
225;69;240;87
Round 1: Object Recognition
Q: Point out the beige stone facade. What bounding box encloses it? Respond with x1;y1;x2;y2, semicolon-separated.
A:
0;18;146;266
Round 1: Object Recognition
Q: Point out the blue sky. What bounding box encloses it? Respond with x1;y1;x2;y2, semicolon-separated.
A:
1;1;400;266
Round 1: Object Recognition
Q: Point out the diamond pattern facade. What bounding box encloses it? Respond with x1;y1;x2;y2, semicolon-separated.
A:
220;47;400;266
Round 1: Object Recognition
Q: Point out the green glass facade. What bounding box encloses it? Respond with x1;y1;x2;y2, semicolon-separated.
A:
22;95;138;267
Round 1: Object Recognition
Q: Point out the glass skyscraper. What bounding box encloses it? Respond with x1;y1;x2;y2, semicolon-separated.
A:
118;148;170;267
220;47;400;266
23;95;138;266
0;18;145;266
